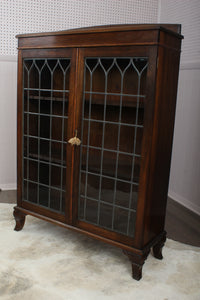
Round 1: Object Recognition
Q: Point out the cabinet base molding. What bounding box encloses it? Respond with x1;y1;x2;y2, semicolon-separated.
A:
13;206;166;280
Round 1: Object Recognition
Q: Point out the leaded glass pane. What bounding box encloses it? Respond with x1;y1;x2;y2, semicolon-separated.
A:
78;57;148;237
22;58;71;214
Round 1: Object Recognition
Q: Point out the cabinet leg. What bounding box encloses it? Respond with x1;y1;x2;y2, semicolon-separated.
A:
13;208;26;231
152;231;167;260
123;249;150;280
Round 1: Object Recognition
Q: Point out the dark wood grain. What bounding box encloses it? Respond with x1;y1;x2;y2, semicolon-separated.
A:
152;231;167;259
16;24;182;37
133;46;158;248
17;50;23;208
123;249;150;281
70;48;85;224
65;48;78;225
13;206;26;231
1;191;199;247
143;31;182;246
2;191;199;247
17;30;160;50
14;24;183;280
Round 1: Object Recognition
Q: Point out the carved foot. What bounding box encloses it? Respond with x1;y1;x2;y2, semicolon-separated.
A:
123;249;150;280
13;208;26;231
152;231;167;260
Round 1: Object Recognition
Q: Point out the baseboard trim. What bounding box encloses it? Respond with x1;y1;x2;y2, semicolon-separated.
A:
168;190;200;216
0;184;17;191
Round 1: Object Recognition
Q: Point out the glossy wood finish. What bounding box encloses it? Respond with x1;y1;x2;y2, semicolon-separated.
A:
152;232;166;260
16;25;183;50
16;24;182;37
123;249;150;281
17;50;23;208
15;24;183;280
19;49;75;225
2;191;199;247
143;33;182;246
13;206;26;231
73;46;157;247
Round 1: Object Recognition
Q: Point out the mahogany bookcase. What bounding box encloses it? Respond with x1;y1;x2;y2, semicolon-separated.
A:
14;24;183;280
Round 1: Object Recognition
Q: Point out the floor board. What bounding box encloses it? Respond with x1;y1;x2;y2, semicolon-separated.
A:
1;190;199;247
165;197;200;247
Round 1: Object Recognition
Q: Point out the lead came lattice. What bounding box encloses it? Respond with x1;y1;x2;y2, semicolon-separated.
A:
78;57;148;237
22;58;71;213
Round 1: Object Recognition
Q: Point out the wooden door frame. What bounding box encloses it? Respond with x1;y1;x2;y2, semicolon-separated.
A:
71;45;158;248
17;48;75;224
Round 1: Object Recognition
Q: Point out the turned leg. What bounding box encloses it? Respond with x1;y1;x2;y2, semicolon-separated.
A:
13;208;26;231
123;249;150;281
152;231;167;260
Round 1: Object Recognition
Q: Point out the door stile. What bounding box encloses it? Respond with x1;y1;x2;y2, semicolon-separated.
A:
133;46;158;248
66;48;85;225
72;48;84;225
65;48;78;224
17;50;23;207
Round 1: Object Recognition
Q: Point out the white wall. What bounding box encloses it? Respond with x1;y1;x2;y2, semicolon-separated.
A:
169;68;200;214
0;0;158;56
159;0;200;215
0;0;158;190
0;57;17;190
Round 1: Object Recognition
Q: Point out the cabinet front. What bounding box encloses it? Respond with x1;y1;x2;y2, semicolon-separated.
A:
19;49;74;221
75;47;154;244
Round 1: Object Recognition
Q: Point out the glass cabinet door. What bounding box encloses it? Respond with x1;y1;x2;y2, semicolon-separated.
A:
22;55;72;216
78;54;148;238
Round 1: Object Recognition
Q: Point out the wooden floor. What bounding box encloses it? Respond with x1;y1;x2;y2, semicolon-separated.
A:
1;190;200;247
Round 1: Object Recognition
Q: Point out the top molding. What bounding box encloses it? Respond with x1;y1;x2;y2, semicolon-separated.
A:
16;24;183;51
16;24;183;39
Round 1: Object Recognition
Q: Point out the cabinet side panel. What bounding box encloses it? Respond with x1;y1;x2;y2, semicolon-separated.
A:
133;47;158;247
143;35;182;245
17;50;23;206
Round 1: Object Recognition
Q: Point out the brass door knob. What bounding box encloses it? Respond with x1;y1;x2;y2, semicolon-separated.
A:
68;130;81;146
